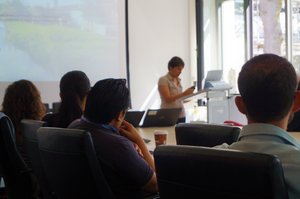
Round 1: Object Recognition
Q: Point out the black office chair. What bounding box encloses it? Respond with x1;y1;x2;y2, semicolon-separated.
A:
37;127;115;199
175;123;241;147
0;112;40;199
51;102;61;114
43;103;50;114
154;145;288;199
0;177;5;198
21;119;56;199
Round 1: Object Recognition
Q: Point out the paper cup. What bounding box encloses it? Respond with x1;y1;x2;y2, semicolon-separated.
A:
154;130;168;147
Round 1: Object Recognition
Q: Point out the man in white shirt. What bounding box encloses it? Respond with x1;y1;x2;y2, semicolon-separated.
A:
217;53;300;199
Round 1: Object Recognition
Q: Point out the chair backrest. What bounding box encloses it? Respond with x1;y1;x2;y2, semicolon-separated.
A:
154;145;288;199
37;127;115;199
20;119;56;199
175;123;241;146
51;102;61;113
43;103;50;114
0;112;39;199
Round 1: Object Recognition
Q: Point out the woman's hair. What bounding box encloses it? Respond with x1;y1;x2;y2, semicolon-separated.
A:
2;79;45;134
168;56;185;70
58;70;90;127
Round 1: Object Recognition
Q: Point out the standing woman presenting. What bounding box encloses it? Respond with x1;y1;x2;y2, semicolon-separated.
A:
158;56;194;123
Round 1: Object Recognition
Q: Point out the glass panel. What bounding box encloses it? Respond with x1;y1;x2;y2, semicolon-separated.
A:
202;0;246;94
201;0;297;94
291;0;300;72
203;0;220;74
252;0;286;57
220;0;246;94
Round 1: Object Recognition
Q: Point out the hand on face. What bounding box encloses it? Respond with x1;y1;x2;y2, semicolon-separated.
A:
119;120;143;143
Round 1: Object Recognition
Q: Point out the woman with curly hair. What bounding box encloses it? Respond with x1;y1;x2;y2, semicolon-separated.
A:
1;79;45;199
2;79;46;151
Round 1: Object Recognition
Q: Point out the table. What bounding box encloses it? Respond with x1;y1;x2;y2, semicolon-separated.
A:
137;126;176;151
288;132;300;142
138;126;300;151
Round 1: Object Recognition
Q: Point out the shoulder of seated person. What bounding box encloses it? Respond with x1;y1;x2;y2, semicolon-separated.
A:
67;118;81;128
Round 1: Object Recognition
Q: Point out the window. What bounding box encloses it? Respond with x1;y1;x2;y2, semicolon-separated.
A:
201;0;246;93
198;0;298;94
291;0;300;72
252;0;286;57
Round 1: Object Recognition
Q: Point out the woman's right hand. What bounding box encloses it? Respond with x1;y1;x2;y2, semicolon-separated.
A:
183;87;194;96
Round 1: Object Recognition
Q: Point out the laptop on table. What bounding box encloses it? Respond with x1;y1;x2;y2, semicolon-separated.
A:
125;111;145;127
141;108;182;127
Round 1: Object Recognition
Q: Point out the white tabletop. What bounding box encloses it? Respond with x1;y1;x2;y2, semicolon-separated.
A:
137;126;176;151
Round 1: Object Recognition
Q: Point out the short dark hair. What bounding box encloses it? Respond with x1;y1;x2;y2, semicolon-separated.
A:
84;78;130;124
238;54;297;122
168;56;184;70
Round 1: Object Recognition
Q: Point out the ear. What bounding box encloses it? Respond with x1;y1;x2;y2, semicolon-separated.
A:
116;110;126;122
292;91;300;112
235;96;247;115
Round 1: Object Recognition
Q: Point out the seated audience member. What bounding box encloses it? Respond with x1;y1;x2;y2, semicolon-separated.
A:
69;78;157;198
2;79;46;165
43;70;90;128
216;54;300;199
1;80;45;198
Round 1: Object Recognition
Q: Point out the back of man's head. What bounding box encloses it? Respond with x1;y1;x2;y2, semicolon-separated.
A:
238;53;297;123
84;78;130;124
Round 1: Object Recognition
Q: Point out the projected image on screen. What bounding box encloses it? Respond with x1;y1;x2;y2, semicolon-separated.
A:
0;0;126;81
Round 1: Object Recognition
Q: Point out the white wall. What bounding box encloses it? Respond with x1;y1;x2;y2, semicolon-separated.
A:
128;0;195;110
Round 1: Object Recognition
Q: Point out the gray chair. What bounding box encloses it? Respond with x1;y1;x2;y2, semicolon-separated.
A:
154;145;288;199
37;127;115;199
0;112;39;199
21;119;56;199
43;103;50;114
175;123;241;147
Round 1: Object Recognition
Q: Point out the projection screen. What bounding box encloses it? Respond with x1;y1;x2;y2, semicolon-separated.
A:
0;0;127;104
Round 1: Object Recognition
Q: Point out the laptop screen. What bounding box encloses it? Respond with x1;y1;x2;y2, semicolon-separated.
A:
125;111;145;127
205;70;223;82
141;108;181;127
